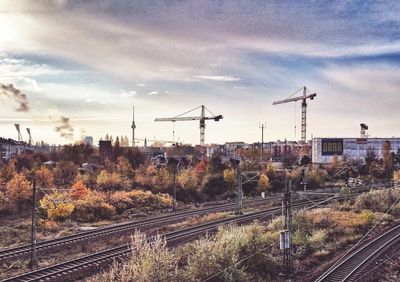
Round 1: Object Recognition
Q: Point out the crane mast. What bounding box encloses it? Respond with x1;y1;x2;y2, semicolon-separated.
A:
154;105;223;147
273;86;316;144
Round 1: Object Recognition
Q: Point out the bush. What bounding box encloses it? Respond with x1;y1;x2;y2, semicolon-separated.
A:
39;191;74;221
108;190;172;214
354;188;400;212
72;191;115;222
202;173;227;198
90;233;179;282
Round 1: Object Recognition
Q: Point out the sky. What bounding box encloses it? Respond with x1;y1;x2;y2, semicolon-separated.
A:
0;0;399;146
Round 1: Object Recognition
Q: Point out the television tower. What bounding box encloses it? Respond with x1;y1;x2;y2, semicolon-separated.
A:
131;106;136;147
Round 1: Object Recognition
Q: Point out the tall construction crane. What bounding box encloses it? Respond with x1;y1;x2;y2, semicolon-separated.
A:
154;105;223;147
273;87;316;143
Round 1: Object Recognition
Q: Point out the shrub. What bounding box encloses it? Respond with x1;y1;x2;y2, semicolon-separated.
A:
72;191;115;222
96;170;123;191
70;180;90;200
354;188;400;212
90;233;179;282
39;191;74;221
108;190;172;214
202;173;226;198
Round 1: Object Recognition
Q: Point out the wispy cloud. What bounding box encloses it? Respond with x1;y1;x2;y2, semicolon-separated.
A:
194;75;241;82
120;90;136;98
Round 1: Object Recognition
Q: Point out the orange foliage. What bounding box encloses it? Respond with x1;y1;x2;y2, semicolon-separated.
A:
70;180;90;200
5;173;31;209
35;166;54;188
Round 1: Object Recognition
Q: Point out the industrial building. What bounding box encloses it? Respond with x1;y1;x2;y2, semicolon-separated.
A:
312;137;400;164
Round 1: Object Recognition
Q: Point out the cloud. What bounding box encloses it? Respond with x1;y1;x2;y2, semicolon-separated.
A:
0;83;30;111
48;111;74;139
137;83;146;87
120;90;136;98
148;91;159;96
194;75;241;82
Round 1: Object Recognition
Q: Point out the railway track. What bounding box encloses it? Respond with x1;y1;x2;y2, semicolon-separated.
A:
0;196;281;262
2;198;328;282
315;224;400;282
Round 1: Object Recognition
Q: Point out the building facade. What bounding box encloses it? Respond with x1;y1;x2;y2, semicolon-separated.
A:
312;137;400;164
0;138;28;161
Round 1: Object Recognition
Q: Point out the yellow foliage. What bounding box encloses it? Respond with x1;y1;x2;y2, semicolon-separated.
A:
177;169;197;191
223;169;236;190
257;173;270;192
96;170;123;190
109;189;172;213
72;191;115;222
39;191;74;221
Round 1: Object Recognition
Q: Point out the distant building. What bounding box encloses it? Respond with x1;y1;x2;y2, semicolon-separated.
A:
0;137;28;161
99;140;113;161
312;137;400;164
205;144;225;158
83;136;94;146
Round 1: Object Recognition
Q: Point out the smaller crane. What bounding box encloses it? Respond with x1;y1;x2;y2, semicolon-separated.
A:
273;87;316;143
155;105;223;147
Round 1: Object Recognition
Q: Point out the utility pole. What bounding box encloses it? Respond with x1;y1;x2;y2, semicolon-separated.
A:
236;166;243;215
30;178;37;270
280;178;293;278
172;160;181;210
259;122;266;161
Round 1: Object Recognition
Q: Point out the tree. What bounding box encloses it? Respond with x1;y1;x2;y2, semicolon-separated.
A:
153;168;172;192
5;173;31;210
96;170;123;191
177;169;198;192
35;166;54;189
202;174;226;198
257;173;270;193
70;180;90;200
223;169;236;191
382;140;394;180
53;161;79;187
194;159;208;184
206;154;225;175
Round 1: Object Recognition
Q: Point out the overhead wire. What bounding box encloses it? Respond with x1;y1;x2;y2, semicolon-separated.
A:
325;188;400;273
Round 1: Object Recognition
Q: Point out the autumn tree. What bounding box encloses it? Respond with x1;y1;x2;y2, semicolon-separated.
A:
223;169;236;191
257;173;270;193
96;170;123;191
177;169;197;192
5;173;31;210
153;168;172;192
35;166;54;189
53;161;79;187
194;159;208;184
70;180;90;200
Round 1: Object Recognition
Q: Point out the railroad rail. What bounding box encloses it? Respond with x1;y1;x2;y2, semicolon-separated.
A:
0;196;281;262
2;198;335;282
315;224;400;282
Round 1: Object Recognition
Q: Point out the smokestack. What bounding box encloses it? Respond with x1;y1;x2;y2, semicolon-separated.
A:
131;106;136;147
360;123;368;138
